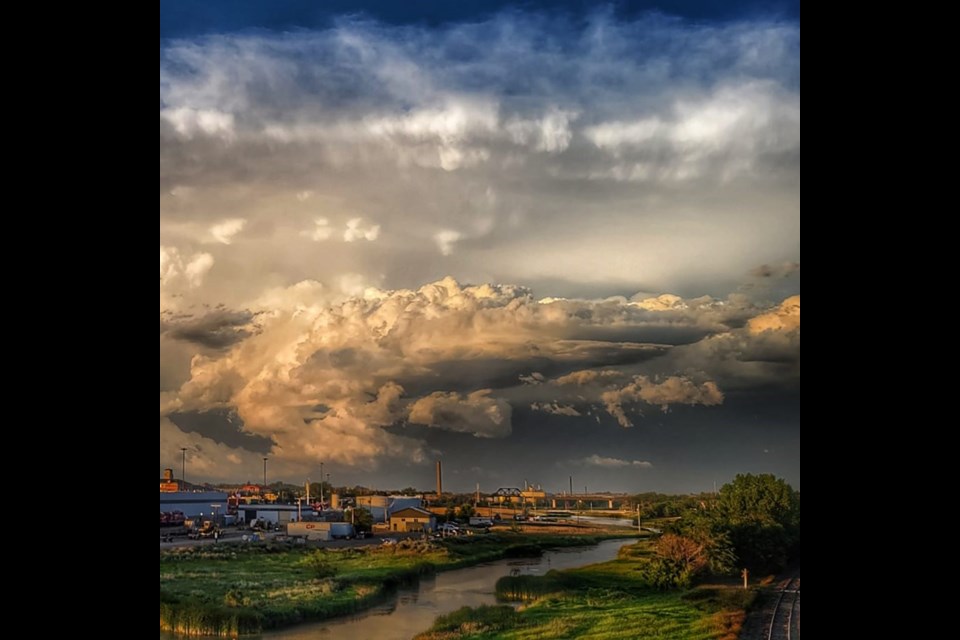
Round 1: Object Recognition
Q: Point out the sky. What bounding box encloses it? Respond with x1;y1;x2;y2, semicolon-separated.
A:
159;1;800;494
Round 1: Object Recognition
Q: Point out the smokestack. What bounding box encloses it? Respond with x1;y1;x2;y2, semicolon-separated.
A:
436;461;443;497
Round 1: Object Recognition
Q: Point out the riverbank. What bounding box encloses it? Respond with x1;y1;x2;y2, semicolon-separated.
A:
415;541;756;640
160;532;635;637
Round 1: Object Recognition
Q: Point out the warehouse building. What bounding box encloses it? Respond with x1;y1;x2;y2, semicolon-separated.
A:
159;491;229;519
389;507;437;533
356;495;424;522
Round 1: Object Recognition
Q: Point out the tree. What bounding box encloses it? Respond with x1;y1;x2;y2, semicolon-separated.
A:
670;512;736;575
717;474;800;529
716;474;800;573
456;504;476;521
351;507;374;532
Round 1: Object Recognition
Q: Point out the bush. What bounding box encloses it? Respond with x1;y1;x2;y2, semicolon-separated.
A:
425;605;520;634
304;551;339;579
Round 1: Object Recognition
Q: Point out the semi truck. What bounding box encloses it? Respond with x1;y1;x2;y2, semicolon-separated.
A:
287;521;355;541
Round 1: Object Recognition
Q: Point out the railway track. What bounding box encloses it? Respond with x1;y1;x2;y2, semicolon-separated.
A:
767;574;800;640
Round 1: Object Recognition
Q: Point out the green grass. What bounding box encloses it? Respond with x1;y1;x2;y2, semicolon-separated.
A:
415;541;757;640
160;533;624;636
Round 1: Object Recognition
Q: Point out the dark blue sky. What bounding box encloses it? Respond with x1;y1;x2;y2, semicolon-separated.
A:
160;1;799;39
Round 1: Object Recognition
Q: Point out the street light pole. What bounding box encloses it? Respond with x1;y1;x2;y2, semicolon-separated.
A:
320;462;324;506
181;447;187;491
263;457;268;490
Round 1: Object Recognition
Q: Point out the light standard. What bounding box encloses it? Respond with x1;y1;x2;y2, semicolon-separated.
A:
181;447;188;491
320;462;324;506
263;457;268;492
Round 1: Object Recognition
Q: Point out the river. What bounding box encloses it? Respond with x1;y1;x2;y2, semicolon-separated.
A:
161;538;631;640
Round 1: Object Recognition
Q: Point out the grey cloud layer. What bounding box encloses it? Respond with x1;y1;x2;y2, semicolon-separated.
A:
159;13;799;303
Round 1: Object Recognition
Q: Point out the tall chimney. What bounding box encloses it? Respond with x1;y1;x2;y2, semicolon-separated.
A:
436;460;443;498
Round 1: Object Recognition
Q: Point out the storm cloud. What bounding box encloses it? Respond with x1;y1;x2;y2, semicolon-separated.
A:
160;9;800;490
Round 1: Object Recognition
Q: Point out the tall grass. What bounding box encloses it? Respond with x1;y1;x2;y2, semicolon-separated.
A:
160;532;621;636
415;542;760;640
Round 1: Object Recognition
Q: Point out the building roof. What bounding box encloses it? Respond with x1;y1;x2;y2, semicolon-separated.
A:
390;507;435;518
159;491;229;504
236;504;303;512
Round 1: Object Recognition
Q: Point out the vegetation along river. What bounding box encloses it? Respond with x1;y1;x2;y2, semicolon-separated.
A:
161;538;631;640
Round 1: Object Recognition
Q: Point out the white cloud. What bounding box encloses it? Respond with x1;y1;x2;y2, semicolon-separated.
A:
344;218;381;242
163;277;739;469
582;81;799;181
160;246;214;290
409;390;512;438
601;376;724;427
748;295;800;334
533;368;725;427
505;108;577;153
519;372;545;385
581;454;653;469
531;402;580;416
209;218;246;244
160;107;235;140
304;217;334;241
433;229;462;256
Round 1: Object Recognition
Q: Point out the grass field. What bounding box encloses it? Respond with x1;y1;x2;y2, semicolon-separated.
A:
414;541;755;640
159;533;620;636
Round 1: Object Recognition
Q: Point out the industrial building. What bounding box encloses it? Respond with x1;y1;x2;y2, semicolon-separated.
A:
236;503;315;525
159;491;229;519
388;507;437;533
356;495;424;523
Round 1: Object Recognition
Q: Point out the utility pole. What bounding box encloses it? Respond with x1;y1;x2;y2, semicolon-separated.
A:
637;504;641;534
569;475;573;496
320;462;324;506
263;457;268;489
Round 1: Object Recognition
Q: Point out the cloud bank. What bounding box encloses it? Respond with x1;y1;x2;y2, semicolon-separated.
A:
161;274;798;479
